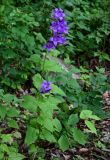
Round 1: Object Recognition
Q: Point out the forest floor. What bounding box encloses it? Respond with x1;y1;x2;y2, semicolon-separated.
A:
45;120;110;160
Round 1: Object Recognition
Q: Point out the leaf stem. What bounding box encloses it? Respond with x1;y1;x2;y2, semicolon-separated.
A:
42;52;47;74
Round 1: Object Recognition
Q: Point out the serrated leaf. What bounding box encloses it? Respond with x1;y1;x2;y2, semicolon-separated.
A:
0;144;9;153
33;74;43;89
51;84;66;96
36;33;46;43
89;115;100;120
40;129;56;143
58;135;69;151
8;152;25;160
3;50;16;59
68;114;79;126
0;105;7;119
85;120;97;134
72;128;86;145
25;126;39;146
44;119;54;132
21;95;38;112
7;108;20;117
3;94;15;104
53;118;62;132
28;54;41;64
37;96;61;119
8;119;19;129
80;110;92;119
1;134;13;144
50;50;60;56
43;60;62;72
80;110;100;120
70;67;80;73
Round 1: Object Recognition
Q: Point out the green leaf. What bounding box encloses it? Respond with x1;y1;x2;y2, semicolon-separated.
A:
0;144;9;153
7;108;20;117
37;96;61;118
0;105;7;119
68;114;79;126
8;152;25;160
36;33;46;43
43;119;54;132
58;135;69;151
8;119;19;129
28;54;41;64
80;110;92;119
3;94;15;104
80;110;100;120
3;50;16;59
53;118;62;132
0;152;4;160
89;115;100;120
33;74;43;89
51;84;66;96
25;126;39;146
67;79;80;90
21;95;38;112
50;50;60;56
85;120;97;134
40;129;56;143
1;134;13;144
72;128;86;145
70;67;80;73
43;60;62;72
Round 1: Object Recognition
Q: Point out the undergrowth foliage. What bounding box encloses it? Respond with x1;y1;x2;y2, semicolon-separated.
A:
0;0;110;159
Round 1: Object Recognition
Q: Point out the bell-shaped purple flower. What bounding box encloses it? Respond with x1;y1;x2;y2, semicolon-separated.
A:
50;20;68;34
43;41;55;52
52;8;65;20
50;34;66;46
40;80;52;94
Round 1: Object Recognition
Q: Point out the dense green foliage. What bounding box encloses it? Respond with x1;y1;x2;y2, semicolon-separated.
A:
0;0;110;159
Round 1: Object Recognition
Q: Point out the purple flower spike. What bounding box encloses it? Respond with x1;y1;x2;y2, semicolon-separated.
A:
43;41;55;52
40;81;52;94
52;8;65;20
50;20;68;34
50;34;66;46
43;8;68;51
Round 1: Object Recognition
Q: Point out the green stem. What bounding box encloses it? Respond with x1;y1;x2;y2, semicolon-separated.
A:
42;53;46;75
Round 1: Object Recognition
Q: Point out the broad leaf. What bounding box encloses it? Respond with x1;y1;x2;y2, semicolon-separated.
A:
33;74;43;89
0;105;7;119
25;126;39;146
1;134;13;144
80;110;92;119
0;144;9;153
8;152;25;160
85;120;97;134
8;119;19;129
43;60;62;72
40;129;56;143
80;110;100;120
43;119;54;132
72;128;86;145
51;84;66;96
58;135;69;151
7;108;20;117
68;114;79;126
53;118;62;132
3;94;15;104
21;95;38;112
